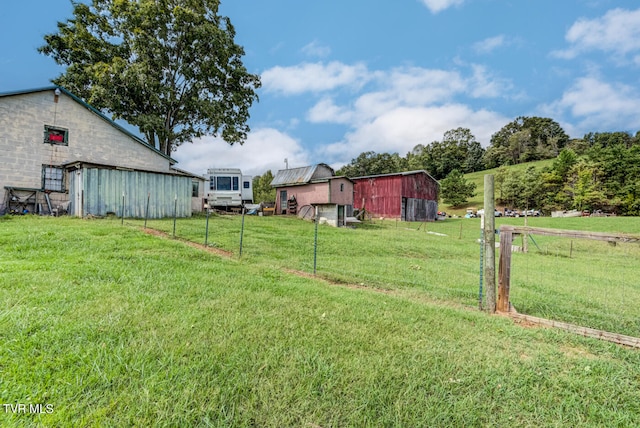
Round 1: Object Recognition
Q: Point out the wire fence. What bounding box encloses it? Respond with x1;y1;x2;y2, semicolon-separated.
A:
508;232;640;338
124;211;640;339
125;212;486;308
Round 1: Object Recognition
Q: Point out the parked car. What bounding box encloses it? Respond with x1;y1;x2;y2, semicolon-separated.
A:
476;209;502;217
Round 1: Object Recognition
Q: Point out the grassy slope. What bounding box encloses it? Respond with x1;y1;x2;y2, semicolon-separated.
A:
1;216;640;426
441;159;554;216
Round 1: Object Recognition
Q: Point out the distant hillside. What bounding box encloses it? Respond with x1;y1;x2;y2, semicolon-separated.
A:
440;159;554;216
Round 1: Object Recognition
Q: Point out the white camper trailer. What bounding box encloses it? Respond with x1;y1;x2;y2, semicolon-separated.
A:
205;168;253;208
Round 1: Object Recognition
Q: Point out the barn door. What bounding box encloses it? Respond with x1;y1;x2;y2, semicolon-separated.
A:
338;205;345;226
73;169;83;217
280;190;287;214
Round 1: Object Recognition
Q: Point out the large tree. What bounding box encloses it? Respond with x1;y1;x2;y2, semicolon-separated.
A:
439;169;476;207
252;170;276;204
408;127;485;179
39;0;261;155
337;151;406;177
485;116;568;167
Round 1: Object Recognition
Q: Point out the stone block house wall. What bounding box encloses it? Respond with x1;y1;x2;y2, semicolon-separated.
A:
0;87;187;215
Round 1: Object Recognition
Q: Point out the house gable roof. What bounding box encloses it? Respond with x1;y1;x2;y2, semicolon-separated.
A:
0;86;176;164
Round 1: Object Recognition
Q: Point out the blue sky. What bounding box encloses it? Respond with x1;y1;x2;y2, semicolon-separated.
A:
2;1;640;176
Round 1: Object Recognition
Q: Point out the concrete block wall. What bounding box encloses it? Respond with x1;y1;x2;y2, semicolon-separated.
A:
0;89;174;213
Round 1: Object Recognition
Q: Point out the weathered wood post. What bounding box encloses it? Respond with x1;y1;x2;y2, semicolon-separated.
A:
497;228;512;312
484;175;496;313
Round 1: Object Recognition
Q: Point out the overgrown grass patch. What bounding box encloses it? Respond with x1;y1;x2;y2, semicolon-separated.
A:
2;216;640;426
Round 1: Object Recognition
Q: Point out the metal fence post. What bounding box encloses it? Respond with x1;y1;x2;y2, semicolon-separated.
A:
144;192;150;228
205;207;210;246
313;206;319;275
239;207;245;257
173;194;177;237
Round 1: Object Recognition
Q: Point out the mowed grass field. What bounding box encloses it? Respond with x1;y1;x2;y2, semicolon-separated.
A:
1;214;640;426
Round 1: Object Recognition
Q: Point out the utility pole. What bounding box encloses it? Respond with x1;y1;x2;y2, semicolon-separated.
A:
484;175;496;313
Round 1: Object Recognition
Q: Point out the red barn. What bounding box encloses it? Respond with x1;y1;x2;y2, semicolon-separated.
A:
352;170;439;221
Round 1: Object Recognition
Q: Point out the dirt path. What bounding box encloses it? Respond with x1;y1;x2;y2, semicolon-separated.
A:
140;227;234;258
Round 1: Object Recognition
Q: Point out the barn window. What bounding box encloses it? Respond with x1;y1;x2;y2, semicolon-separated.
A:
192;181;199;197
44;125;68;146
42;165;65;192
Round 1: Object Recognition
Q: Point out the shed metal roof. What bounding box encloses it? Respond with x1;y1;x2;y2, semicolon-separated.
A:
270;163;335;186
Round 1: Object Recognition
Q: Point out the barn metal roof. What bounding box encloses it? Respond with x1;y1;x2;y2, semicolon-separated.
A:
351;169;439;185
270;163;336;186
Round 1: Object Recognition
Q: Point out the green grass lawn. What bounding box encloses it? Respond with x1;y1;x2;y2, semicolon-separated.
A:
2;215;640;426
442;159;554;216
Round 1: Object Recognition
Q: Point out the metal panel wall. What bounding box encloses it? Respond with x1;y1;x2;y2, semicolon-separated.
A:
70;167;191;218
403;198;438;221
353;176;403;218
353;172;439;220
400;173;439;200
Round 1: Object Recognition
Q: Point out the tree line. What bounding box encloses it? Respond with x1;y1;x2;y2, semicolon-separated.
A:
335;118;640;215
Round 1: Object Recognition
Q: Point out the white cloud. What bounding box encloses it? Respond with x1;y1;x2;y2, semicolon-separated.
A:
192;61;514;174
173;128;309;176
321;104;507;164
473;35;506;55
419;0;464;14
553;8;640;62
540;76;640;134
261;61;370;95
307;97;353;124
385;67;467;105
468;64;515;98
308;64;511;127
301;40;331;58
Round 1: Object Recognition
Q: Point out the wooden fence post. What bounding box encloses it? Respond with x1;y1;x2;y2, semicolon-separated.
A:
483;175;496;313
497;229;513;312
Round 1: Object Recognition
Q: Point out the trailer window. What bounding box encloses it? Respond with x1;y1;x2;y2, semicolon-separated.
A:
233;177;239;191
216;176;232;190
243;181;250;189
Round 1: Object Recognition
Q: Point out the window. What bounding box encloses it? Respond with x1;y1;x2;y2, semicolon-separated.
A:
42;165;65;192
340;183;344;192
216;176;231;191
209;176;215;190
243;181;250;189
192;181;199;197
214;176;239;191
44;125;68;146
